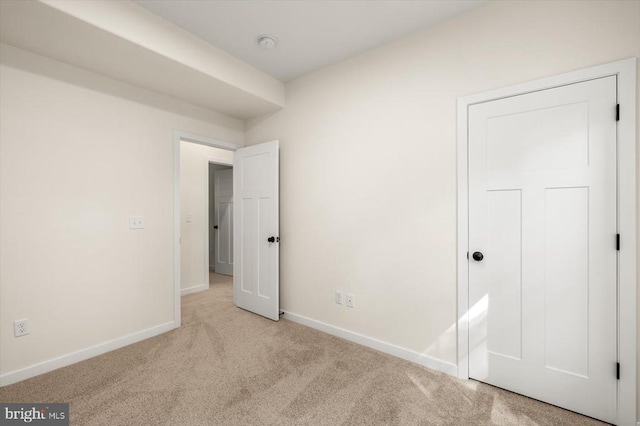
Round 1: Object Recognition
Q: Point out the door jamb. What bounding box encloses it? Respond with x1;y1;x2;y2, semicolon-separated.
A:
173;131;238;328
456;58;636;425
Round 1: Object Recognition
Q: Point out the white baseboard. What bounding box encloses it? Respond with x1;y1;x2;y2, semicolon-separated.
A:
283;311;457;377
181;283;208;296
0;321;177;387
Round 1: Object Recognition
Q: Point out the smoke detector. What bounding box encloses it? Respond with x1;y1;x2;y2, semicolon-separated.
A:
258;36;276;50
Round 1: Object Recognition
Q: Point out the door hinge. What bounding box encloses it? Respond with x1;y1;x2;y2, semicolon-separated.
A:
616;104;620;121
617;362;620;380
616;234;620;251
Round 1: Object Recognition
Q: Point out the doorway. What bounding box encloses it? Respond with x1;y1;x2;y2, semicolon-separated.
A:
457;58;636;424
173;132;281;326
179;139;233;296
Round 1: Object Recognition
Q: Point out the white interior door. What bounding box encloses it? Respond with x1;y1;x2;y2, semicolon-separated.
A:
214;169;233;276
468;76;617;423
233;141;279;321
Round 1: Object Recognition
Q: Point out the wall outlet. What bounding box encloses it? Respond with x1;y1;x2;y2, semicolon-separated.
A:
130;216;144;229
346;294;355;308
186;214;192;223
14;319;29;337
335;290;344;305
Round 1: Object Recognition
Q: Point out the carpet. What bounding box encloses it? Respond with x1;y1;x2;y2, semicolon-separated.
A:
0;273;604;425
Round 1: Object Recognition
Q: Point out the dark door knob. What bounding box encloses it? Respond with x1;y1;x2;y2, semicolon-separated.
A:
213;225;218;229
472;251;484;261
267;236;276;243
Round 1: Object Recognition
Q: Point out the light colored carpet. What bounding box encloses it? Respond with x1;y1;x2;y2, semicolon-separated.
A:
0;273;605;425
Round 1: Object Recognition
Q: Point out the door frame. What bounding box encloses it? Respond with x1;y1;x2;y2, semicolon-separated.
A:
173;131;239;327
456;58;636;425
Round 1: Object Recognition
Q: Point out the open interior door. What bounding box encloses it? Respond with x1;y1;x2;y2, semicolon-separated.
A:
214;169;233;276
233;141;279;321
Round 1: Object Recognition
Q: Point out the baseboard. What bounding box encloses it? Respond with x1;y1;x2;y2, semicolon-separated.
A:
181;283;207;296
283;311;457;377
0;321;177;387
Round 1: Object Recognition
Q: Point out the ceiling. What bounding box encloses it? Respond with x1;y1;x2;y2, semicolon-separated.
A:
134;0;487;82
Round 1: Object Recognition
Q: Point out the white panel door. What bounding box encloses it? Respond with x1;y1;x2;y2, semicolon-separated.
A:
233;141;279;321
468;76;617;423
214;169;233;276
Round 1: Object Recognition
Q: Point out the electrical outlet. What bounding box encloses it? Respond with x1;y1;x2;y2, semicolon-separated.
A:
335;291;344;305
186;214;192;223
346;294;355;308
14;319;29;337
129;216;144;229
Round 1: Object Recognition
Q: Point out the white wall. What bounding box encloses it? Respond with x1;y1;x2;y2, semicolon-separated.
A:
180;142;232;293
245;0;640;400
0;43;243;382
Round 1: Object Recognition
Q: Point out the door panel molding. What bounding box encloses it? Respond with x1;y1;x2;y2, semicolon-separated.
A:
457;58;636;425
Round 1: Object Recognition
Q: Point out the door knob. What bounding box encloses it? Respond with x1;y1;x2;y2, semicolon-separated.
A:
267;236;279;243
213;225;218;229
472;251;484;261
